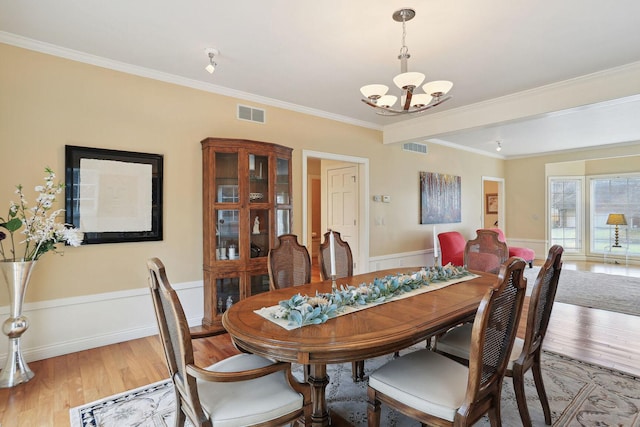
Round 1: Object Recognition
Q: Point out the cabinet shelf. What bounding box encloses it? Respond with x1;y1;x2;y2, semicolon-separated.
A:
201;137;293;331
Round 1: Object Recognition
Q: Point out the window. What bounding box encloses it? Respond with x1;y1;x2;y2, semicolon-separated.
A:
549;177;583;252
590;175;640;255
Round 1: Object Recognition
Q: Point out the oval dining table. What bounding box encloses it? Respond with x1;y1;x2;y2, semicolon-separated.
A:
222;267;497;427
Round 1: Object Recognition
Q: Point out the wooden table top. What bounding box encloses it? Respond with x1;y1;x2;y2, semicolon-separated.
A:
222;267;497;365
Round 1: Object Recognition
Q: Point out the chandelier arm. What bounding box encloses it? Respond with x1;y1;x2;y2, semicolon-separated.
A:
361;96;452;116
403;89;413;110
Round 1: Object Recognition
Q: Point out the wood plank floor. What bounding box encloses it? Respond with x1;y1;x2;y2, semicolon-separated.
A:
0;260;638;426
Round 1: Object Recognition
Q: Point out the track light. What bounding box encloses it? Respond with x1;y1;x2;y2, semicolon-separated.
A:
205;48;219;74
496;141;502;152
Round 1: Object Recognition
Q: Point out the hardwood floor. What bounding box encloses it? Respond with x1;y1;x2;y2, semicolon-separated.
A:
0;260;638;426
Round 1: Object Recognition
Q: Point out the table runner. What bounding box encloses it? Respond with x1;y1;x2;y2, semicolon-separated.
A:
255;271;479;330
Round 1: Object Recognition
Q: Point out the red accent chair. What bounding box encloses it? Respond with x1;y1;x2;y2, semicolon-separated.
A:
484;228;536;268
438;231;466;267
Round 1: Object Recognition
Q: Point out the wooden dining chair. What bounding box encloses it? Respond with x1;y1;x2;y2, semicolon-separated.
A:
367;257;527;427
146;257;310;427
464;229;509;274
267;234;311;290
318;230;367;381
318;230;353;281
434;245;564;426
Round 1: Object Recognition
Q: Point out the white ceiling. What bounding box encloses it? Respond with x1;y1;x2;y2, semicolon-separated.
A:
1;0;640;158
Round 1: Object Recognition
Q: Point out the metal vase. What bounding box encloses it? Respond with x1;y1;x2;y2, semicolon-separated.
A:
0;261;36;387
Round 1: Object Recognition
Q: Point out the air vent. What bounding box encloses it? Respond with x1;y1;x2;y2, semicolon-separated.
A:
237;105;266;124
402;142;428;154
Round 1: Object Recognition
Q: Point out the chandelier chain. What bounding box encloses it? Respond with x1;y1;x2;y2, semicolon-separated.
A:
400;15;409;57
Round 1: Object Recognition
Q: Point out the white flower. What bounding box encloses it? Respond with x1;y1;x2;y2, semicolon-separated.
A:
0;168;83;261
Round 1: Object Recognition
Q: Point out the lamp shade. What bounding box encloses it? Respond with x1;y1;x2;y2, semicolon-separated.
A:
376;95;397;108
409;94;433;107
423;80;453;97
606;213;627;225
393;72;425;89
360;84;389;99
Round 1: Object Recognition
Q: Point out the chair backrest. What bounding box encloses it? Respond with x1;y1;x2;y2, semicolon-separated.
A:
438;231;467;266
484;227;507;243
518;245;563;362
318;231;353;281
147;258;206;424
458;257;527;423
268;234;311;290
464;229;509;274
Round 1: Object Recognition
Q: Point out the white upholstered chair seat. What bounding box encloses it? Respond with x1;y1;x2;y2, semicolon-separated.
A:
436;323;524;370
197;354;303;427
368;349;469;422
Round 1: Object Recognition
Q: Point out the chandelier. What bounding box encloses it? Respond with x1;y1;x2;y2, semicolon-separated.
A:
361;8;453;116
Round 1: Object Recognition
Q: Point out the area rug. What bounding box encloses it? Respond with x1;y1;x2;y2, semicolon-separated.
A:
70;349;640;426
523;267;640;316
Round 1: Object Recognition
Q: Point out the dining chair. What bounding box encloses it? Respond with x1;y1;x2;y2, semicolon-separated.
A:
367;257;527;427
318;230;353;281
464;229;509;274
438;231;466;266
267;234;311;290
485;227;536;268
434;245;563;426
318;230;367;381
146;257;311;427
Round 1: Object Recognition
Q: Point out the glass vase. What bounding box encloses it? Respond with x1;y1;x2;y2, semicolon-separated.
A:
0;260;36;387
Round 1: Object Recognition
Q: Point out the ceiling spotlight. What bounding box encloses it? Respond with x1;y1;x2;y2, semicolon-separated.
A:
360;8;453;116
496;141;502;152
205;48;219;74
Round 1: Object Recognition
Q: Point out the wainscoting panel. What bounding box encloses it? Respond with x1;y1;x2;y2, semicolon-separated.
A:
0;281;204;365
368;249;434;272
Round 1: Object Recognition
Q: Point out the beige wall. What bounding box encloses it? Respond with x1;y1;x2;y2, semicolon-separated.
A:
505;146;640;244
0;43;505;305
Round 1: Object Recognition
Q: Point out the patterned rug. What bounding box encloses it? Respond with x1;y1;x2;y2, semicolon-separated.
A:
70;350;640;426
523;267;640;316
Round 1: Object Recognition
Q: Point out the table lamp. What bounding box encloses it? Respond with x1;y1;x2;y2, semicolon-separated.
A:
606;213;627;247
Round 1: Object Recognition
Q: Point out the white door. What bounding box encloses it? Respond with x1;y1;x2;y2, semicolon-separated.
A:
327;166;359;271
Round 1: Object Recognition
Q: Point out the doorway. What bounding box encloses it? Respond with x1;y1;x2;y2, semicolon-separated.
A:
482;176;505;230
302;150;369;274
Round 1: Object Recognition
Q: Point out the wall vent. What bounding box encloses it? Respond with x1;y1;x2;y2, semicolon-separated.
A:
237;105;266;124
402;142;428;154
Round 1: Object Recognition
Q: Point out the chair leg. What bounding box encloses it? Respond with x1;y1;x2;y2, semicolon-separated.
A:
366;387;381;426
532;359;552;425
351;360;365;382
512;367;533;427
487;400;502;427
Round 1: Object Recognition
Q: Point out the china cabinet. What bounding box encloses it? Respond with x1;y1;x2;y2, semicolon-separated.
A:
201;138;293;332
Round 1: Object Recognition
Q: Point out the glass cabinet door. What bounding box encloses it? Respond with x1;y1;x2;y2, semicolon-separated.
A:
250;273;270;296
275;157;290;205
216;277;239;314
215;153;238;203
216;209;239;260
250;209;270;258
249;153;269;204
276;209;290;236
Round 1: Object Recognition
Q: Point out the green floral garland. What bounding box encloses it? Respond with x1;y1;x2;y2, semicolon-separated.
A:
271;264;472;327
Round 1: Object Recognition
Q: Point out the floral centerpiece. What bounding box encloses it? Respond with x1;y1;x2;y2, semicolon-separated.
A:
272;263;472;327
0;167;83;261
